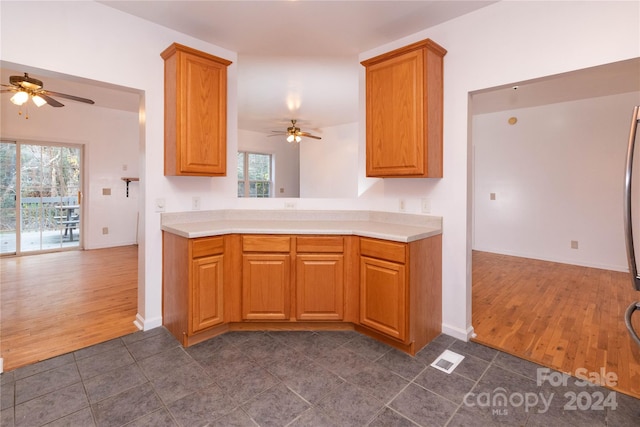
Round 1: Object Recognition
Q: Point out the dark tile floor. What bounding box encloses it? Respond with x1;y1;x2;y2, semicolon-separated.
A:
1;327;639;426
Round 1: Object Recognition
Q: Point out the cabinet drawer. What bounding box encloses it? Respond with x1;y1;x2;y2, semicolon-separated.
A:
192;236;224;258
360;237;406;264
242;235;291;252
296;236;344;253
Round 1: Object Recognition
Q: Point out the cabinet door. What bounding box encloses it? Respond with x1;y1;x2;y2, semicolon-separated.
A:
360;256;407;341
362;39;446;178
365;47;425;177
242;254;290;320
191;254;224;332
296;254;344;320
178;51;228;175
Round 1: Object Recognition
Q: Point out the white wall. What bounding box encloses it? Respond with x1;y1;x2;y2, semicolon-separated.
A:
300;122;359;198
238;129;300;198
359;0;640;340
239;122;359;199
0;0;238;330
2;1;638;340
1;98;140;249
473;91;640;271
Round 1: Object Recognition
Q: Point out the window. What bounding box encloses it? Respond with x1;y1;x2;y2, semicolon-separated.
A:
237;151;273;197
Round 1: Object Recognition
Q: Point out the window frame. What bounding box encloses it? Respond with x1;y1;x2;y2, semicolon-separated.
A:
237;151;273;198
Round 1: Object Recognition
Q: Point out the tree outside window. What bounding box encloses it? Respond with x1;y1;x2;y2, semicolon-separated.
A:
237;151;272;197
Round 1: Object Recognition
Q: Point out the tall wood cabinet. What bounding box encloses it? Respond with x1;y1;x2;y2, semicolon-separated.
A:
361;39;446;178
161;43;232;176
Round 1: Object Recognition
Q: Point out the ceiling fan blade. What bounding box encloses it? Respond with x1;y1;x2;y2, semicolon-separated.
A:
1;89;15;93
299;132;322;140
42;90;95;105
38;93;65;107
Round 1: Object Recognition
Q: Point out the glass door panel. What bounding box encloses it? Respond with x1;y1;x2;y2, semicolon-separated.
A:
20;143;82;252
1;141;82;255
0;141;17;254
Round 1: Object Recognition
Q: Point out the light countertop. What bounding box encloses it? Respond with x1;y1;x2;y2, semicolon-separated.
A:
161;210;442;243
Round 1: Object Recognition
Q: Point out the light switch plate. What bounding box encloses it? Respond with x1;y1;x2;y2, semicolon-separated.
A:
155;198;166;213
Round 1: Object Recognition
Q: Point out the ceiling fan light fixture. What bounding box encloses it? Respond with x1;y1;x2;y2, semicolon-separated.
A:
32;95;47;107
295;135;301;143
10;90;29;106
287;134;295;143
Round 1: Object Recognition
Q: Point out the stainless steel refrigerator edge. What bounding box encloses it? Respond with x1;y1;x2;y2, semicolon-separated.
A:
623;105;640;346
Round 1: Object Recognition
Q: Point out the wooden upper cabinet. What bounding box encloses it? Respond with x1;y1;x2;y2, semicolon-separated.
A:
161;43;232;176
361;39;446;178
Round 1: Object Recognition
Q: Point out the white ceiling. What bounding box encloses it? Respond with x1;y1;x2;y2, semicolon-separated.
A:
97;0;496;133
100;1;495;57
3;1;638;134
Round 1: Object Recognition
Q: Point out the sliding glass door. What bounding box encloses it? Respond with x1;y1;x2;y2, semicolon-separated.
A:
0;140;82;254
0;141;17;254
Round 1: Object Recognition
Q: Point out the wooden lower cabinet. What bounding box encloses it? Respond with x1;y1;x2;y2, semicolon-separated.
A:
163;231;441;355
242;253;291;320
162;233;225;346
296;236;345;320
241;235;347;321
358;235;442;355
241;235;291;320
192;253;224;331
360;255;406;340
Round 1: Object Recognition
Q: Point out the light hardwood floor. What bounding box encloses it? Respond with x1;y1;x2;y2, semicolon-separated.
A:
1;245;138;371
472;250;640;399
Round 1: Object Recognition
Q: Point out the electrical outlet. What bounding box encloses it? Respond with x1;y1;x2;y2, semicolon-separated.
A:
102;227;109;235
192;196;201;210
284;201;297;209
399;199;406;212
122;164;128;171
571;240;579;249
102;188;111;196
490;193;496;200
155;198;165;213
421;198;431;213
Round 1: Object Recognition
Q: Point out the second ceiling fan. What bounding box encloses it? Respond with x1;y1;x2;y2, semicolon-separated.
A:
1;72;95;108
269;119;321;143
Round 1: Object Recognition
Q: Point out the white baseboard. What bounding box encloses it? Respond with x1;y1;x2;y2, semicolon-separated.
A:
133;313;163;331
472;246;628;272
441;323;475;342
0;357;3;374
133;313;145;331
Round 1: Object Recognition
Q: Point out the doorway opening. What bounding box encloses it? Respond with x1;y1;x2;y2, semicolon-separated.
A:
469;59;640;398
0;139;83;255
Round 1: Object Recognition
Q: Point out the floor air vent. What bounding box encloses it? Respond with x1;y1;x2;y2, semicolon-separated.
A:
431;350;465;374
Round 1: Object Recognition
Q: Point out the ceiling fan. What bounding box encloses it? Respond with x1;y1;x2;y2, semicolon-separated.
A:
269;119;321;143
1;73;95;109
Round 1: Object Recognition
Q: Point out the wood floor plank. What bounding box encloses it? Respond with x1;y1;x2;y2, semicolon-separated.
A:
472;250;640;399
1;245;138;371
